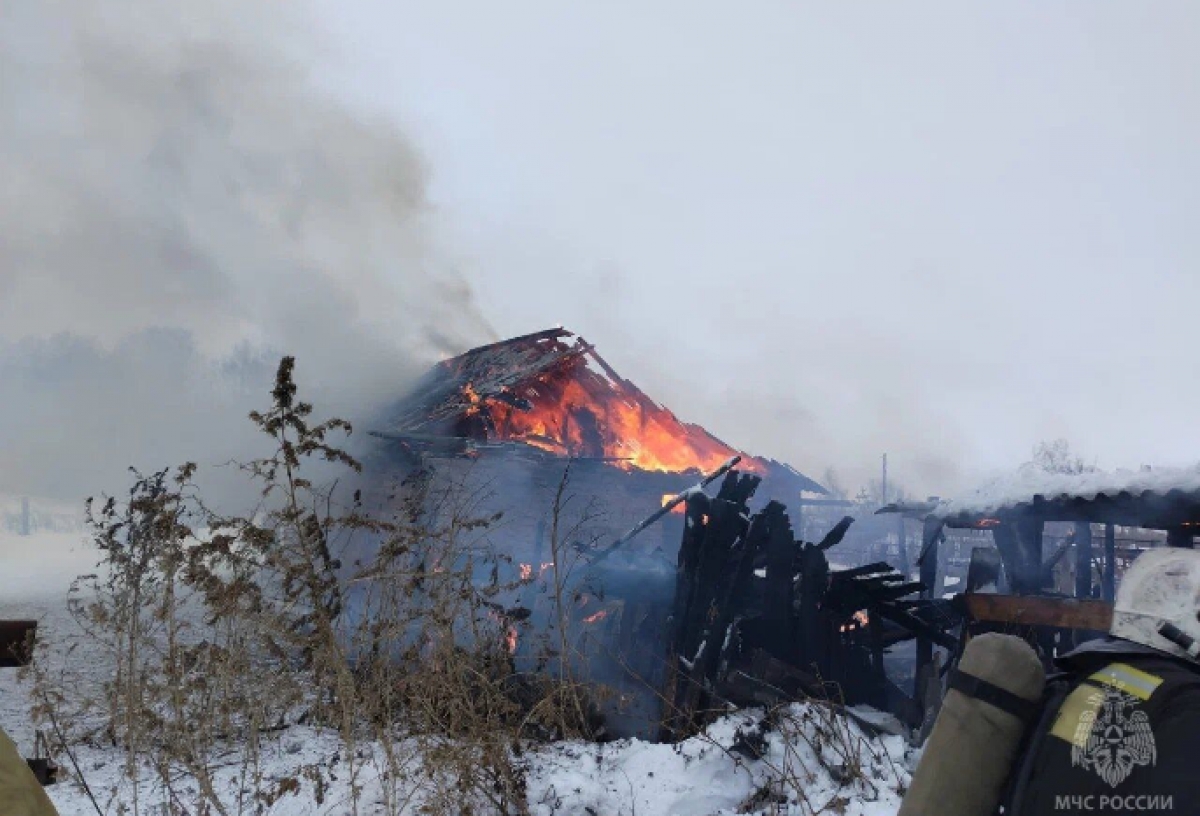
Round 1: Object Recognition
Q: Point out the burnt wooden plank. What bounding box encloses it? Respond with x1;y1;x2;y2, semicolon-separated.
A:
704;514;769;683
832;562;895;579
817;516;855;551
872;604;958;651
666;492;754;739
762;502;796;661
993;520;1043;593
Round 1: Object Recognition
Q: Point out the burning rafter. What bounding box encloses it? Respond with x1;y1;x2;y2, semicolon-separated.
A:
377;328;826;491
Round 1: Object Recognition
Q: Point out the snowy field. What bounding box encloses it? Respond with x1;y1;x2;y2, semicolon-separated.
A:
0;527;912;816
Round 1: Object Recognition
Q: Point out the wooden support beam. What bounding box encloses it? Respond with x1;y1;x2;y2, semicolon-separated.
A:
1016;516;1046;592
1103;524;1117;602
1168;528;1195;549
914;516;942;713
993;518;1046;594
1075;522;1094;599
958;593;1113;632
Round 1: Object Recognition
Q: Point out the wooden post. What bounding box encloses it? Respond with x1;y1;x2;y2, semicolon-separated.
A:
914;516;941;711
1168;528;1194;548
896;515;909;578
1103;524;1117;601
1075;522;1094;599
995;516;1045;593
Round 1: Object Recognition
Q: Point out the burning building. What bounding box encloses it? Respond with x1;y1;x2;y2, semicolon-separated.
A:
359;328;828;738
367;327;825;543
371;327;823;483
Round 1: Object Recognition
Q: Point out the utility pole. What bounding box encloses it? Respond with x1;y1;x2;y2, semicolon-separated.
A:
881;453;888;506
20;498;30;536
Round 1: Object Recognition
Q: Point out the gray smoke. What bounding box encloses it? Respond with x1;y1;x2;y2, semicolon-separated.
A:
0;1;495;503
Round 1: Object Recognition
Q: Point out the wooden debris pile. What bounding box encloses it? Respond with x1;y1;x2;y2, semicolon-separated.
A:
655;471;959;740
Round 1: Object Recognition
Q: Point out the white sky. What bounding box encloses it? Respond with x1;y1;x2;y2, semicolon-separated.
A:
308;1;1200;494
3;1;1198;500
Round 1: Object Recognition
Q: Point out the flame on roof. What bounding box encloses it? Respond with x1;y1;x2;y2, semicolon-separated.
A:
376;327;825;492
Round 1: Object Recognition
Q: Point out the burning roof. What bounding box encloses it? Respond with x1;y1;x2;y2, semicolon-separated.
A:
375;327;825;493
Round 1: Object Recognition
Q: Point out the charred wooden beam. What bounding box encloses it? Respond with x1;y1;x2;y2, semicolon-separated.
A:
817;516;855;551
589;456;743;569
663;479;760;739
872;604;957;651
834;562;896;579
993;519;1046;594
668;493;711;658
915;514;945;726
965;546;1002;593
762;503;797;662
707;515;770;676
1103;523;1117;602
873;581;926;601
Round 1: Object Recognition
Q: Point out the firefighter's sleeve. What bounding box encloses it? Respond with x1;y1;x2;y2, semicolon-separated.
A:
1144;687;1200;806
0;728;59;816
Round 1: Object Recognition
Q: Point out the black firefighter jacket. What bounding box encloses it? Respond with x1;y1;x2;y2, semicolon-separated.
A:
1007;637;1200;816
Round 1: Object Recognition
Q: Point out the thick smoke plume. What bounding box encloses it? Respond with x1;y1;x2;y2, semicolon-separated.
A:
0;1;495;503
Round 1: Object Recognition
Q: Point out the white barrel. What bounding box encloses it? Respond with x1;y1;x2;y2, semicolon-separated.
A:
899;633;1045;816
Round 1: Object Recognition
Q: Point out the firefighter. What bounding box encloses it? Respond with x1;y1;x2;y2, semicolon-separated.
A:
1005;547;1200;816
0;727;58;816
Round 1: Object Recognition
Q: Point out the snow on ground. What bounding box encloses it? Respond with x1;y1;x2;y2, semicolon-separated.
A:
1;527;911;816
526;710;910;816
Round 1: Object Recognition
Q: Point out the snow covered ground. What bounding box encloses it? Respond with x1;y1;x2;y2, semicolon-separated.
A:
0;527;912;816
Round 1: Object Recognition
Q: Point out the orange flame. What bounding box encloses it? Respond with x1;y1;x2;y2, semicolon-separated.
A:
474;356;767;475
518;563;555;581
487;608;520;654
840;609;870;633
660;494;685;514
582;609;609;624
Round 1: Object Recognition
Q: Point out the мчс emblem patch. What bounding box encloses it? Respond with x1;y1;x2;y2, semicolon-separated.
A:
1070;686;1157;788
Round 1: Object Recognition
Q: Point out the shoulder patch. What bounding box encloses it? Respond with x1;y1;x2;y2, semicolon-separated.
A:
1049;664;1163;748
1086;663;1164;702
